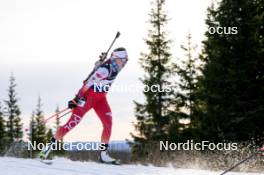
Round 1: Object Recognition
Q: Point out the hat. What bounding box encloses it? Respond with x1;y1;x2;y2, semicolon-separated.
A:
111;47;128;60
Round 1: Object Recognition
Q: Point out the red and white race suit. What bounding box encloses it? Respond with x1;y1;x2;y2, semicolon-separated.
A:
55;55;127;144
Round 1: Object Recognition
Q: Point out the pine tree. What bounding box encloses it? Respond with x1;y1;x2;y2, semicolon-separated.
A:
198;0;264;142
29;111;37;144
46;128;53;141
0;102;7;154
169;33;200;140
31;96;47;146
28;111;36;158
54;105;63;142
52;106;66;156
131;0;174;159
4;74;23;145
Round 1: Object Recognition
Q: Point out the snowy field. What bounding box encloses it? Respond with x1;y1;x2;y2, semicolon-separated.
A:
0;157;263;175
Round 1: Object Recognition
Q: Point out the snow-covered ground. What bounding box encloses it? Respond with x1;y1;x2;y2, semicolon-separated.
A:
0;157;263;175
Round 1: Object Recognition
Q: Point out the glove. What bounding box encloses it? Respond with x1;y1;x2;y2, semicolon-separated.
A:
68;99;77;109
99;52;107;61
94;52;107;68
68;96;86;109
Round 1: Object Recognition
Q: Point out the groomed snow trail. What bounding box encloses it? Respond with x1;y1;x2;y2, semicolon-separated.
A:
0;157;263;175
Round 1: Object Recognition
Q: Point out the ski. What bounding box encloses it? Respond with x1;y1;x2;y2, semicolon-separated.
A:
99;159;121;165
39;159;53;165
111;160;121;165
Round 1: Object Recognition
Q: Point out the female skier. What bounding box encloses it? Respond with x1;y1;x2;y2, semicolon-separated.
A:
40;47;128;164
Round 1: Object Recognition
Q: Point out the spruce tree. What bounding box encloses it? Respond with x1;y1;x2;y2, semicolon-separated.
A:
0;102;6;154
169;33;200;140
4;74;23;145
198;0;264;142
28;111;36;158
54;105;63;142
52;106;66;156
29;111;37;144
46;128;53;141
32;96;47;145
132;0;174;159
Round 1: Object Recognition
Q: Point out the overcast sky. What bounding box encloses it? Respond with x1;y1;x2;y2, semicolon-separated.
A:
0;0;212;142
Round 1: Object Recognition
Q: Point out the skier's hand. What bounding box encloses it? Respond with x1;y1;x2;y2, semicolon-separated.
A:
99;52;107;61
68;96;86;109
68;99;77;109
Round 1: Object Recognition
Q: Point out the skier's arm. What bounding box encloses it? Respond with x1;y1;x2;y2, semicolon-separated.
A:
78;67;109;96
68;67;109;109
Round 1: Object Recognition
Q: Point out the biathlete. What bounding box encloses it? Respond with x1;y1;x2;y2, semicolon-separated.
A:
39;47;128;164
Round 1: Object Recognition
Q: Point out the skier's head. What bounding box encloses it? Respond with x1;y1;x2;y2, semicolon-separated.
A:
110;47;128;72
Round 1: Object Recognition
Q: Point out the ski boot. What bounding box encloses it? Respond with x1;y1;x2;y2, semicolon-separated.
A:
38;137;57;164
99;143;120;165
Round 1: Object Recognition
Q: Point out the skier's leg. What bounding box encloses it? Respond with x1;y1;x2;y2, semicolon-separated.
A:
39;90;97;159
93;96;119;163
55;102;93;140
39;102;93;159
93;96;112;144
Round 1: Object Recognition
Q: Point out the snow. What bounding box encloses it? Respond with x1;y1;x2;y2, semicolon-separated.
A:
0;157;263;175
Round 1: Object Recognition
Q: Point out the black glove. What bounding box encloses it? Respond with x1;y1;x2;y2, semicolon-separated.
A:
99;52;107;61
68;98;78;109
68;96;86;109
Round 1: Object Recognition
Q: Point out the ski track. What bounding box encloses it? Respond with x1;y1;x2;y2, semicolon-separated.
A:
0;157;263;175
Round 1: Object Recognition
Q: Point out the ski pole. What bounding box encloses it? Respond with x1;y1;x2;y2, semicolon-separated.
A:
57;109;72;120
219;151;260;175
43;107;70;123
